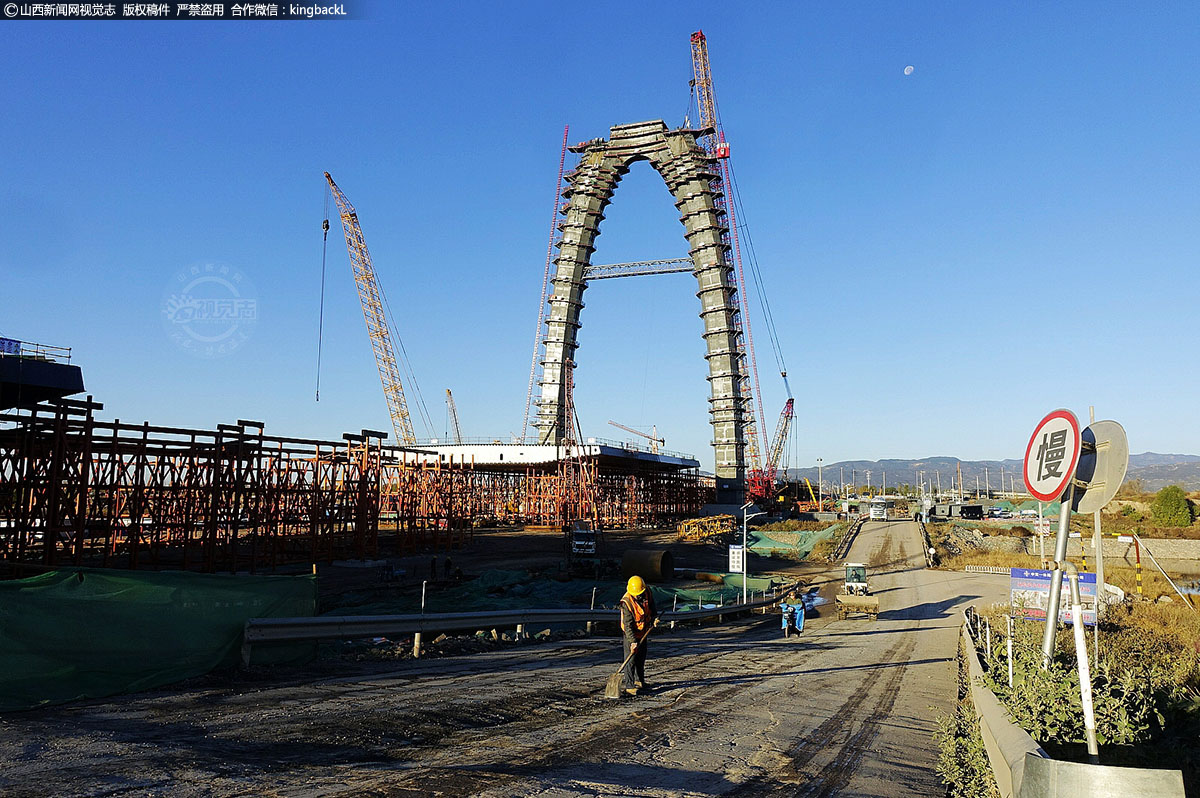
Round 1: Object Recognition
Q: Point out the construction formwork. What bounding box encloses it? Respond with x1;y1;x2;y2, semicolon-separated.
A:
0;400;712;574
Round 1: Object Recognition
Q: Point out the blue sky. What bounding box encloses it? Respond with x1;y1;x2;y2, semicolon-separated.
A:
2;1;1198;470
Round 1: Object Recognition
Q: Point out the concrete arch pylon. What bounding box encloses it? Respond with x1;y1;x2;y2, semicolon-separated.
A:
535;120;750;503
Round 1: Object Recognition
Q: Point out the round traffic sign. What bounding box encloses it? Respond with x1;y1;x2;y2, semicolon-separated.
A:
1072;420;1129;513
1023;409;1081;502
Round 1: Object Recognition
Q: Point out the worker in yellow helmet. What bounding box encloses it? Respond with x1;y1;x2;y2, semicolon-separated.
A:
619;574;658;695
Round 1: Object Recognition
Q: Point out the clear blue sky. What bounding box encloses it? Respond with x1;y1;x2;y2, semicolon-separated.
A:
2;1;1197;470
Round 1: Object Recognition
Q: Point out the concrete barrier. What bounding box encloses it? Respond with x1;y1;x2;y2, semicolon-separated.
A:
962;623;1185;797
962;625;1046;798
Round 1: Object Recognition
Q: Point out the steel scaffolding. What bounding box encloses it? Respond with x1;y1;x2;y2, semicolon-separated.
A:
0;399;712;574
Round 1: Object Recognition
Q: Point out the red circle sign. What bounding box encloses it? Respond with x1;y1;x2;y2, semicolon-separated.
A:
1023;409;1081;502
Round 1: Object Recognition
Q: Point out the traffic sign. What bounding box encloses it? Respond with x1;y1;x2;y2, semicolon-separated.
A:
1034;518;1051;536
1023;409;1081;502
1071;420;1129;514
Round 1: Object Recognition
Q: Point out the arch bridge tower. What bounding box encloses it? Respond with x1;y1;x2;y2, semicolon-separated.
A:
534;120;752;504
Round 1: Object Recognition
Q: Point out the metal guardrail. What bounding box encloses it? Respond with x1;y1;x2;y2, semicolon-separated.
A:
242;587;795;661
405;435;696;461
963;565;1011;575
0;337;72;363
918;519;936;567
832;516;866;561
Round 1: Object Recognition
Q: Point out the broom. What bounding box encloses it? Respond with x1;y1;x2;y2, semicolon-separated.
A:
604;620;657;699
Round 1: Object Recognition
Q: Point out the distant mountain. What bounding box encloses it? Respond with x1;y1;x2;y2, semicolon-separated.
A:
783;453;1200;493
1128;453;1200;467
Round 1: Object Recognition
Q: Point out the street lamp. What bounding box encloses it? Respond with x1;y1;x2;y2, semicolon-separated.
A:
739;501;765;605
817;458;823;512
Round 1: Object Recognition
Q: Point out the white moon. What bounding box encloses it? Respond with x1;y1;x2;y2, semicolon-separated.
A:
903;65;914;76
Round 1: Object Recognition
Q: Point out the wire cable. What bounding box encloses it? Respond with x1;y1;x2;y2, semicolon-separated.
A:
725;156;788;382
315;185;330;401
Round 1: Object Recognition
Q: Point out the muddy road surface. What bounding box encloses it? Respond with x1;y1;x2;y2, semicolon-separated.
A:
0;520;1008;796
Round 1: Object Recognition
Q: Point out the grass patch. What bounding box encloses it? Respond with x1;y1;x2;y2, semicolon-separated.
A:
754;519;834;533
808;537;836;563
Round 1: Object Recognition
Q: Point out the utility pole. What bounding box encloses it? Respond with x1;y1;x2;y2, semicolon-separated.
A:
817;458;823;511
866;470;872;496
985;466;990;498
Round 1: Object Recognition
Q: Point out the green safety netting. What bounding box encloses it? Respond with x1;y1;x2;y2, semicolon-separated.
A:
0;569;316;712
746;522;842;558
324;569;783;619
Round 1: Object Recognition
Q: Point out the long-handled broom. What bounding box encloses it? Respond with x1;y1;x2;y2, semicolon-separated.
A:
604;621;657;699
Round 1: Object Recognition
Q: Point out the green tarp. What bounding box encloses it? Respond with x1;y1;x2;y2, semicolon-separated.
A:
746;522;842;558
0;568;316;712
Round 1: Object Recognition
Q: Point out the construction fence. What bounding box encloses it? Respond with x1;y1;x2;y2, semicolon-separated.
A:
0;398;712;575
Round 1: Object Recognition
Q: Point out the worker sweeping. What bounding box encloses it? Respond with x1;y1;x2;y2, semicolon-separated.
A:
619;575;658;695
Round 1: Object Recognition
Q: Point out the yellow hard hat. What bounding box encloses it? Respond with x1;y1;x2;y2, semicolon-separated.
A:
627;575;647;596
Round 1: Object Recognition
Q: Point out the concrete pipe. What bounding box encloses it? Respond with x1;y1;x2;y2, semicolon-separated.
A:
621;549;674;582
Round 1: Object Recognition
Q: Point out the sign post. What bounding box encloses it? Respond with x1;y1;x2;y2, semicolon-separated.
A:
1023;409;1082;668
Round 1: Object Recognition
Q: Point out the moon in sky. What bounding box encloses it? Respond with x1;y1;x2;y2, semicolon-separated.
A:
904;65;915;76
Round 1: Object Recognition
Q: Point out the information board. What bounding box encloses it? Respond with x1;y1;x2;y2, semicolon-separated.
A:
1010;567;1096;626
0;338;19;355
728;544;744;574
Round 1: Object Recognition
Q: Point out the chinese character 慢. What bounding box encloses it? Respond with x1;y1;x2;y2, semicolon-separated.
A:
1036;429;1068;482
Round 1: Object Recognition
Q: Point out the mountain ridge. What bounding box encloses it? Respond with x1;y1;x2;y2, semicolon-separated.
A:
782;453;1200;493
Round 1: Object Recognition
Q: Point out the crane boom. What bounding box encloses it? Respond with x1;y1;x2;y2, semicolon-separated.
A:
324;171;417;446
446;389;462;445
607;420;664;454
766;398;794;476
689;31;717;134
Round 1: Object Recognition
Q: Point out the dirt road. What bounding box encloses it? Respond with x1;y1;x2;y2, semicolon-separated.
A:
0;520;1009;797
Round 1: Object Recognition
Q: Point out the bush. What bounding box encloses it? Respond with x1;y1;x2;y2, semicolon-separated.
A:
936;639;1000;798
1151;486;1194;527
936;702;999;798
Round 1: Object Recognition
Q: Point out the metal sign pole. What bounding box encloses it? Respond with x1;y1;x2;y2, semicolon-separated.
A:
1091;406;1103;664
1041;483;1075;668
1038;502;1046;565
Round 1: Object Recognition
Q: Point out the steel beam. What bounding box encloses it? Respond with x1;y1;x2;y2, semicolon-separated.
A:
583;258;692;280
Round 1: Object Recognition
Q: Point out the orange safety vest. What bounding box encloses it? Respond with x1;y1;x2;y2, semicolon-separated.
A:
621;592;650;633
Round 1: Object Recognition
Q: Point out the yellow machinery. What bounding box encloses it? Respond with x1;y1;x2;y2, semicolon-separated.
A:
678;514;735;542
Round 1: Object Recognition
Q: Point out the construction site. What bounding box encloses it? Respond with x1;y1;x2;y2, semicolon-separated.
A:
5;12;1194;798
0;32;803;580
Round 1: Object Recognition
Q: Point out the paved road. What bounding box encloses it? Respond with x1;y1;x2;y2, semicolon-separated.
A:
0;520;1009;797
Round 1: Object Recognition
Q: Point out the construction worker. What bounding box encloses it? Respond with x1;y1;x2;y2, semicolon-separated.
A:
620;575;658;695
